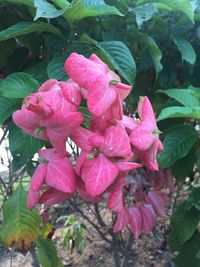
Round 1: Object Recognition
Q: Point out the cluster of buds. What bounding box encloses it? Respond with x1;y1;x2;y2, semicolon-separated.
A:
12;53;173;238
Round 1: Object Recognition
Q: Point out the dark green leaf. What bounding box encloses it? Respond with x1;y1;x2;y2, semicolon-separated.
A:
0;72;40;98
157;106;196;121
142;34;163;78
0;22;62;41
0;0;34;8
187;187;200;211
173;37;196;65
174;231;200;267
158;89;200;108
98;41;136;84
24;60;49;83
0;39;16;69
197;153;200;171
0;97;21;125
133;3;157;28
158;125;197;168
9;123;44;168
47;56;68;80
137;0;195;22
169;202;200;251
62;0;123;22
171;147;196;180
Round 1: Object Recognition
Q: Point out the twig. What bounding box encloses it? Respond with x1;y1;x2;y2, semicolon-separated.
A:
69;200;111;244
122;233;134;267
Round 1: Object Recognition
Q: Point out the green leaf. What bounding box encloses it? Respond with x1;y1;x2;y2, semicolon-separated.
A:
9;123;44;168
197;153;200;171
98;41;136;84
44;34;67;59
187;187;200;211
34;0;67;20
24;60;49;83
0;97;21;125
158;125;197;168
51;0;70;9
158;89;200;108
36;236;63;267
173;37;196;65
47;56;68;80
0;0;34;8
169;202;200;251
171;147;196;180
142;34;163;78
133;3;157;28
0;22;62;41
157;106;196;121
174;231;200;267
63;0;123;22
137;0;195;22
0;72;40;98
0;184;40;250
0;39;16;69
188;86;200;100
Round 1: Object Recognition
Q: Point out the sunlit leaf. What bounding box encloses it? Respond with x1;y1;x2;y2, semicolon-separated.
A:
0;184;41;250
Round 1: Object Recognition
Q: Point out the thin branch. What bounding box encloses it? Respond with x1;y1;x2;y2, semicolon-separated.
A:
69;200;111;244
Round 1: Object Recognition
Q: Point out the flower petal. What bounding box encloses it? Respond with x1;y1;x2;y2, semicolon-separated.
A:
27;189;40;209
113;208;129;233
140;204;156;233
60;80;82;106
70;127;95;152
39;187;73;205
138;97;156;127
146;190;166;217
108;189;124;213
64;52;106;89
13;109;48;139
115;162;142;171
87;77;117;116
30;163;47;191
101;123;131;158
46;158;76;193
127;207;142;239
82;153;119;196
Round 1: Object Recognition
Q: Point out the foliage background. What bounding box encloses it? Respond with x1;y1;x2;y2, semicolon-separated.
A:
0;0;200;266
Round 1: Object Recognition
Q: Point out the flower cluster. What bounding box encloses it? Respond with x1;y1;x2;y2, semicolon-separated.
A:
12;53;173;238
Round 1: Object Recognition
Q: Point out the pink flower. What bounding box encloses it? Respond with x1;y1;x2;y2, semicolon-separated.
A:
152;168;175;192
27;149;76;209
139;204;156;233
39;187;74;206
113;208;129;233
90;122;132;159
76;176;102;203
80;152;119;197
127;207;142;239
75;123;141;197
64;53;132;118
129;97;161;151
134;139;163;171
13;79;83;156
145;190;167;216
129;97;164;170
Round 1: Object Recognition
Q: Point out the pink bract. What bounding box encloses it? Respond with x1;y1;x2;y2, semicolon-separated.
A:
13;79;83;156
13;52;171;239
64;53;132;118
27;149;76;209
